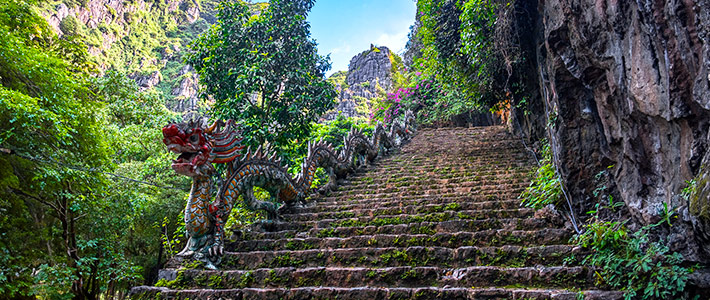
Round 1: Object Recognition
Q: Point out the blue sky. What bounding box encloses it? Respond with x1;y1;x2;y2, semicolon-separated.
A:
306;0;417;75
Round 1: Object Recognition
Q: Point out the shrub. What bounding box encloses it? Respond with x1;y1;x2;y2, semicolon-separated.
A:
59;15;80;36
519;141;562;209
574;209;695;299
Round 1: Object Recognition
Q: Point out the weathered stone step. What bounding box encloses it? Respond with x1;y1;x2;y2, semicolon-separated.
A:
308;192;520;207
368;157;533;170
316;189;524;205
131;286;624;300
272;209;537;231
345;167;534;181
215;245;578;270
348;160;530;171
342;171;532;185
324;187;527;204
226;228;573;252
283;198;523;215
234;218;560;240
332;180;530;196
282;208;534;223
150;265;598;290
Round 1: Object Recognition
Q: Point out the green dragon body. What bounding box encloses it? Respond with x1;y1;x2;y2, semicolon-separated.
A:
162;112;415;268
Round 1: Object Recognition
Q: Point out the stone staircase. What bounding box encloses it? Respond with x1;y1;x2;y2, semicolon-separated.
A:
131;126;623;299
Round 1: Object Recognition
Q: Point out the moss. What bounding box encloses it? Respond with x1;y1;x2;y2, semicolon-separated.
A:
317;228;337;238
270;254;304;267
155;268;189;289
335;211;356;219
690;176;710;219
284;240;315;250
264;269;286;286
207;274;223;289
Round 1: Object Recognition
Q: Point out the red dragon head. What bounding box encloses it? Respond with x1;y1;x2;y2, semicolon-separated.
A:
162;119;244;177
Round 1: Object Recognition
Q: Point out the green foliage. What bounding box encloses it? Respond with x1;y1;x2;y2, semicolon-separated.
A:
286;116;374;187
405;0;531;124
681;179;697;201
519;141;562;209
574;205;694;299
59;15;80;36
225;192;267;232
187;0;337;157
0;3;190;297
328;70;349;90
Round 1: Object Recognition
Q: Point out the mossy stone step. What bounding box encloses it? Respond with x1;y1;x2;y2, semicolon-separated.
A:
130;286;624;300
329;181;530;196
282;198;523;215
210;245;579;270
316;189;525;205
226;228;573;252
312;193;523;206
282;208;535;223
150;265;599;290
233;218;562;240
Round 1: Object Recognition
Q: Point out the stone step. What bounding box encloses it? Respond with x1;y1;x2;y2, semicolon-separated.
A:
329;181;530;197
265;209;539;232
226;228;573;252
343;167;534;182
366;157;533;170
215;245;578;270
282;208;535;223
234;218;561;240
340;173;532;187
130;286;624;300
150;265;599;290
313;189;523;204
282;198;523;215
315;187;524;205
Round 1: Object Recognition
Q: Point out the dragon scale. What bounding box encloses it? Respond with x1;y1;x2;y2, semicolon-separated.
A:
161;112;416;267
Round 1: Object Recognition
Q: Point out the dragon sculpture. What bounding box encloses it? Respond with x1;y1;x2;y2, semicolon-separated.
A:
162;112;416;268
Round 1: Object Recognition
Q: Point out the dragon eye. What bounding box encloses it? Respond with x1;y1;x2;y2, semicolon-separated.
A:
189;135;198;142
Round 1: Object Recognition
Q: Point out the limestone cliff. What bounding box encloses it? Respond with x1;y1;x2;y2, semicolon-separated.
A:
322;45;400;121
38;0;220;115
507;0;710;263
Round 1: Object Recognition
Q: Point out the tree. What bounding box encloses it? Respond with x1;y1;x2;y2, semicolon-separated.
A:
186;0;337;155
0;2;149;298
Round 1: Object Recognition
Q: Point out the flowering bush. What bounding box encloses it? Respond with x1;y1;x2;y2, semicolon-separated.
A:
370;72;483;125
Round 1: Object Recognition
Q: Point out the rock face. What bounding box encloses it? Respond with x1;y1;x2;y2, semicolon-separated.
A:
522;0;710;261
322;45;395;121
41;0;211;115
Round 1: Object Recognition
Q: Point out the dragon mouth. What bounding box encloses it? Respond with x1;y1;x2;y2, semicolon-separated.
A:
174;151;198;165
171;150;201;176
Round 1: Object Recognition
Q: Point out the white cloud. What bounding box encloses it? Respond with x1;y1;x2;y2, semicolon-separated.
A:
330;43;352;55
373;30;410;54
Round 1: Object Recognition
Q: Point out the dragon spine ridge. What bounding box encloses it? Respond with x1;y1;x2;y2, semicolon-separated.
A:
162;111;416;268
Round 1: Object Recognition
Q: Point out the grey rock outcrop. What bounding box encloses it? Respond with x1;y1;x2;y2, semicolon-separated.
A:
170;65;200;113
512;0;710;262
322;45;395;121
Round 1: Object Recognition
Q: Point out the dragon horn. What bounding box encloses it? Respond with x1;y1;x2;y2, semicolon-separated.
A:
204;120;221;134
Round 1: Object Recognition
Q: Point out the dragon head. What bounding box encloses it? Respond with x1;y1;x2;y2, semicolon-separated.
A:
162;119;244;177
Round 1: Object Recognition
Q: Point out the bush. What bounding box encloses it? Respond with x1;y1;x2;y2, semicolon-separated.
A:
59;15;80;36
519;141;562;209
574;210;695;299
